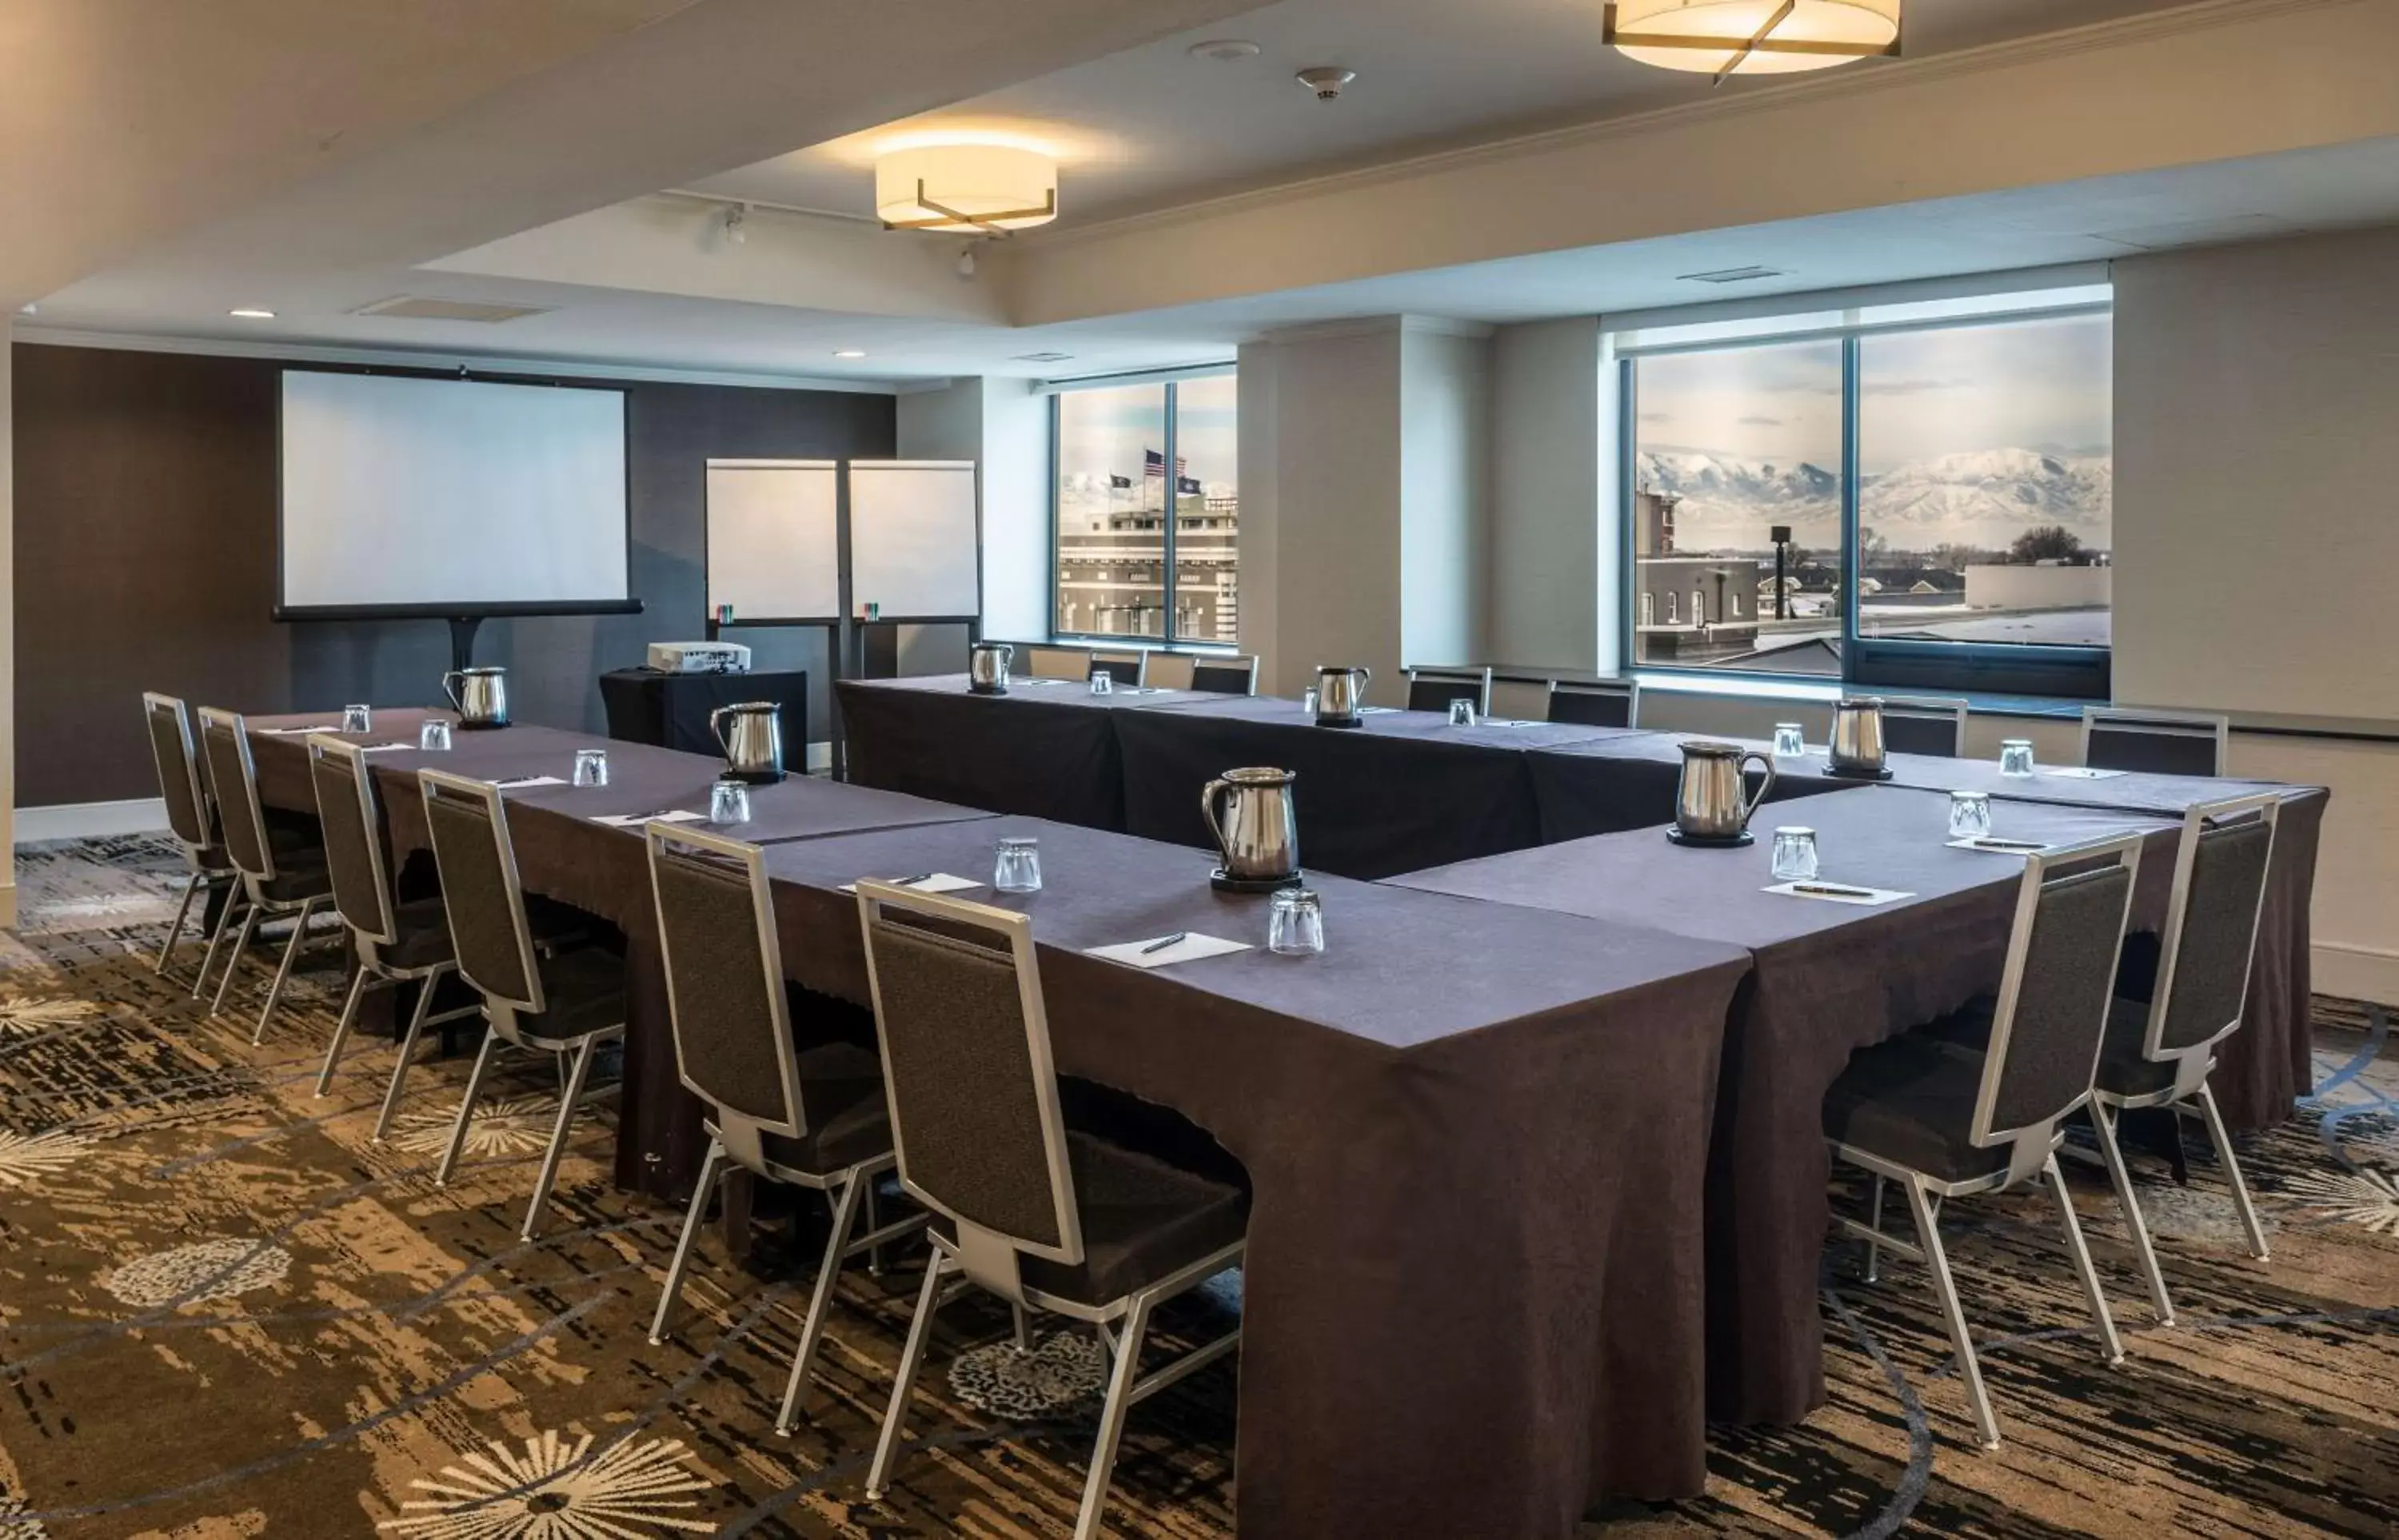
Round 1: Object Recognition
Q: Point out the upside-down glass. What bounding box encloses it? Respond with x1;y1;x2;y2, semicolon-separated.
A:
994;836;1043;894
1090;672;1113;696
341;704;373;734
572;748;609;788
1772;722;1806;760
1447;698;1477;728
417;719;453;752
1268;888;1325;956
1770;826;1820;883
1999;739;2037;777
1301;686;1319;716
709;777;751;825
1949;791;1994;840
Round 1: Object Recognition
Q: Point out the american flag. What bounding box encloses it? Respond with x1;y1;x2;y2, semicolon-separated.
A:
1144;449;1188;480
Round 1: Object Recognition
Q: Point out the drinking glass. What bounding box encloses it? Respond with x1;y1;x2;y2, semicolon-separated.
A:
994;836;1043;894
709;778;752;825
1268;888;1325;956
417;719;453;752
1301;687;1319;716
1447;698;1478;728
572;748;609;788
1949;791;1994;840
1999;739;2037;777
1772;722;1806;760
341;704;373;734
1089;672;1114;696
1770;826;1820;883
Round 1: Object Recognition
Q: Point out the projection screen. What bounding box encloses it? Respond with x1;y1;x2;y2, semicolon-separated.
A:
277;370;631;616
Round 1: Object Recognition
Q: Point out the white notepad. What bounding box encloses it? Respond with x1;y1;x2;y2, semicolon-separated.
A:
358;742;415;753
1764;881;1914;907
589;808;705;828
252;724;337;736
838;872;983;895
1085;933;1251;968
485;775;568;790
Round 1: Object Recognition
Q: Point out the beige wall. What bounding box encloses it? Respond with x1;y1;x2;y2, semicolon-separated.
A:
0;325;13;925
1399;328;1492;672
1490;318;1605;672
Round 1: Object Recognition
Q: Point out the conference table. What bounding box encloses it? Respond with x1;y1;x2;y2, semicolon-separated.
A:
234;706;1756;1538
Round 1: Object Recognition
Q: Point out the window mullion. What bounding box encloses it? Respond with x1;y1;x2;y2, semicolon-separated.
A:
1840;334;1861;681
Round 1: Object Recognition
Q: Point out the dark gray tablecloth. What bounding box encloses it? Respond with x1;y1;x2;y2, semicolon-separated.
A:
1524;731;1856;841
752;816;1754;1536
1390;785;2183;1426
597;666;808;759
837;674;1158;829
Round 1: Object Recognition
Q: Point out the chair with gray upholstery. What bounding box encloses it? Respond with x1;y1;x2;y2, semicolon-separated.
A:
1407;665;1493;717
1879;695;1970;758
418;768;627;1240
142;692;238;982
2082;705;2229;777
856;883;1247;1540
1824;832;2145;1449
194;707;338;1040
305;736;481;1132
642;824;925;1430
1546;678;1639;728
1024;644;1095;682
1186;655;1259;695
1087;648;1148;688
2082;792;2280;1325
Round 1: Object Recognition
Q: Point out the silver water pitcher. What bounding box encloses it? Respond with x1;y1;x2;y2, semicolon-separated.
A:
968;641;1014;695
710;700;785;783
1201;766;1300;884
442;666;509;730
1674;740;1777;843
1829;696;1889;776
1314;665;1372;728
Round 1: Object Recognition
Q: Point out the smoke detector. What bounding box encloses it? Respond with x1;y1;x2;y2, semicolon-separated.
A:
1295;66;1355;101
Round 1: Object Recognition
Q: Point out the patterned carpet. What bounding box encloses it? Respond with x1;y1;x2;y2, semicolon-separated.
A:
0;834;2393;1538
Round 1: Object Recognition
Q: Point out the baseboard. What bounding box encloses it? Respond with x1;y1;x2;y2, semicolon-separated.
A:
2313;940;2399;1008
15;798;169;844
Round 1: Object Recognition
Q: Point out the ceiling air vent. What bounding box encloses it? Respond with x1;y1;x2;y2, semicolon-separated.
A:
1012;351;1076;364
1675;265;1786;285
349;296;553;323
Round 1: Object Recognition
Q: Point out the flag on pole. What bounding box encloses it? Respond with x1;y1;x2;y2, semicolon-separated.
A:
1177;475;1202;496
1143;449;1188;479
1108;473;1133;489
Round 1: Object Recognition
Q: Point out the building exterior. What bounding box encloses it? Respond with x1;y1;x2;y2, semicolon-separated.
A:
1054;484;1239;641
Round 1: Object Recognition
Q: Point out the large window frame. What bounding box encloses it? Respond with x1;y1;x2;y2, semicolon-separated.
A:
1045;365;1237;650
1617;295;2114;700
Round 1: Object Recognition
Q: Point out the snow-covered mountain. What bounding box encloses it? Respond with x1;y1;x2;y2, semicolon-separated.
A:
1639;447;2110;553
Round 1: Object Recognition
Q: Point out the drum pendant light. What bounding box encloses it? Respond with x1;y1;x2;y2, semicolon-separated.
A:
1605;0;1901;80
876;145;1059;234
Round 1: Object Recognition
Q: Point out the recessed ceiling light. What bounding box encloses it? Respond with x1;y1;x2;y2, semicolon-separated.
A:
832;349;868;359
1188;38;1260;62
229;307;277;318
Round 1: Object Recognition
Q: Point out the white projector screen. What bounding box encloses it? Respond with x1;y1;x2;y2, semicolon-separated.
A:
278;371;630;614
849;460;980;619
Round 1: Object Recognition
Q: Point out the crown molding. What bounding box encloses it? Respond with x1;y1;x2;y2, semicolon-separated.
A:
10;325;902;394
1024;0;2361;251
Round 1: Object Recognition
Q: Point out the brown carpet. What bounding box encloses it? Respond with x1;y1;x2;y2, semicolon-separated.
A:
0;834;2393;1538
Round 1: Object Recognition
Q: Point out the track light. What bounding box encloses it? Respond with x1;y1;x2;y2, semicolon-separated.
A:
956;245;978;279
721;203;748;245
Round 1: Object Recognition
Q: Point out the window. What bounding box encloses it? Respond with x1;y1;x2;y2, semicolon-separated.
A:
1051;371;1237;644
1622;293;2112;696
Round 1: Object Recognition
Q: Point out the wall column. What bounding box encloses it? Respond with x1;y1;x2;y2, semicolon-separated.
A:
0;331;15;927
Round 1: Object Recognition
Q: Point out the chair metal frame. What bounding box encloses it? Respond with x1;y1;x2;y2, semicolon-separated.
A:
1086;648;1148;688
304;736;479;1134
640;823;924;1432
141;692;238;981
417;767;625;1240
2082;792;2281;1326
1187;653;1260;696
854;881;1243;1540
193;707;338;1040
1545;678;1641;729
1878;694;1970;758
1830;832;2146;1450
1407;665;1494;717
2081;704;2230;778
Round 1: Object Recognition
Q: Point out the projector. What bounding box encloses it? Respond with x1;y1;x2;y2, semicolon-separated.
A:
648;641;752;675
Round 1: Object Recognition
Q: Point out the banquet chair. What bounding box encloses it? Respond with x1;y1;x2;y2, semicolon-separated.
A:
1088;648;1148;688
194;707;338;1040
1546;679;1639;728
1025;645;1094;682
305;736;481;1132
419;768;627;1239
856;883;1247;1540
141;692;238;982
1878;695;1970;758
1824;832;2144;1449
642;824;924;1432
2082;706;2229;777
1407;665;1493;717
2081;792;2280;1325
1149;652;1259;695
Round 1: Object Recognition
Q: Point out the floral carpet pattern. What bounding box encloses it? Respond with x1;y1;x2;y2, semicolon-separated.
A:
0;833;2393;1538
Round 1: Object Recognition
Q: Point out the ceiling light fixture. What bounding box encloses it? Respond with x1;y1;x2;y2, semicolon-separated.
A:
1188;38;1260;62
1605;1;1900;82
876;145;1057;236
832;349;867;359
229;307;277;319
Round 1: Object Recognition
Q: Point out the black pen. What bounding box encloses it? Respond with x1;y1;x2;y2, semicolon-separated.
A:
1967;837;2046;851
1794;882;1877;899
1140;932;1188;955
888;873;932;887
